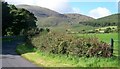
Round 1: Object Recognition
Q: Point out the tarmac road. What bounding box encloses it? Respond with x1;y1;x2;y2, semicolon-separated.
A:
2;39;37;67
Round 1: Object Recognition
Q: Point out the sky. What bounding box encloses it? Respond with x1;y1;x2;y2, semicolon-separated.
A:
4;0;119;19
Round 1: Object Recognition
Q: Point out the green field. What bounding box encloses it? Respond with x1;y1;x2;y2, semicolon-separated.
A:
76;33;118;56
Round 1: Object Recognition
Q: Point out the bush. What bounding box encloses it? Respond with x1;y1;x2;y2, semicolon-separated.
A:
31;32;111;57
104;27;112;33
46;28;50;32
26;28;37;37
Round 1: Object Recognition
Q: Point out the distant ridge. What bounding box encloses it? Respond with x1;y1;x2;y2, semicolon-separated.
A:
80;13;119;27
16;5;94;27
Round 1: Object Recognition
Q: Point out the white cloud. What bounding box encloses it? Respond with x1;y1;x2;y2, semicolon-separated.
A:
34;0;68;12
4;0;35;5
72;8;81;13
4;0;83;14
89;7;111;19
5;0;73;13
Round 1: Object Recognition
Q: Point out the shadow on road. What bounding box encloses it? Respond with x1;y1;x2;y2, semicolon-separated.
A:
2;40;24;55
2;36;26;55
2;37;38;67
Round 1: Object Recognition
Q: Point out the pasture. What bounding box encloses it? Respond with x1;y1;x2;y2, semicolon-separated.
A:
76;33;118;56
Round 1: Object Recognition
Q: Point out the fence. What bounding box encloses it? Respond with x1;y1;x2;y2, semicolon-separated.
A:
110;38;118;56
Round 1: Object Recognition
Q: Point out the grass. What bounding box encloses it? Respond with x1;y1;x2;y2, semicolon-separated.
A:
16;43;35;54
76;33;118;56
70;24;96;32
47;24;96;33
16;42;119;67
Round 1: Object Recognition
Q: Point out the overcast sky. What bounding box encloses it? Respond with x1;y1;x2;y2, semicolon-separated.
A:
4;0;119;19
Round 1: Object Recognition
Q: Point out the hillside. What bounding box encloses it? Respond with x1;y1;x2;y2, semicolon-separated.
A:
80;14;119;27
16;4;119;33
16;5;67;18
65;14;94;24
16;5;94;27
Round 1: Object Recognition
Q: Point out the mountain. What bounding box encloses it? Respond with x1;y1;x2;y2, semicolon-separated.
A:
96;13;119;24
16;5;66;18
64;14;94;24
79;14;119;27
16;5;94;27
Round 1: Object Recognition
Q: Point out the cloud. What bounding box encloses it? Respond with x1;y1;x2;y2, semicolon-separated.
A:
34;0;68;12
4;0;35;5
5;0;73;13
89;7;111;19
72;8;81;13
4;0;83;14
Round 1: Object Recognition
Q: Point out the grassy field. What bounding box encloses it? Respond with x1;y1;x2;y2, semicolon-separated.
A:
16;33;119;67
48;24;96;33
76;33;118;56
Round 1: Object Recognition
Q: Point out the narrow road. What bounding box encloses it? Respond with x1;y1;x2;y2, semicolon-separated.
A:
2;38;37;67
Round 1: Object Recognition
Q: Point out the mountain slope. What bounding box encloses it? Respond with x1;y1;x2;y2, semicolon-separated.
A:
65;14;94;24
16;5;67;18
80;13;119;27
16;5;94;27
96;13;119;23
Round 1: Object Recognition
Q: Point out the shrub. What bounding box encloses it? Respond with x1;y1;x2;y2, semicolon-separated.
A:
31;31;111;57
46;28;50;32
104;27;112;33
39;28;44;32
23;28;41;39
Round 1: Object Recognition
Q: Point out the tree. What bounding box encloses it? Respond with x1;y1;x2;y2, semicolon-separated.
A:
2;2;12;35
2;2;37;36
9;6;37;35
104;28;112;33
46;28;50;32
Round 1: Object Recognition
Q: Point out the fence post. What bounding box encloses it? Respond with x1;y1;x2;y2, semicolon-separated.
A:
110;38;114;56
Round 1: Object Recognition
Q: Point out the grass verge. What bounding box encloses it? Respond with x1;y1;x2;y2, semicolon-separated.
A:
16;43;119;67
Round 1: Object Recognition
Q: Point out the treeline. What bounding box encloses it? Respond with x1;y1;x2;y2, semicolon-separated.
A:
2;1;37;36
79;21;117;27
79;14;119;27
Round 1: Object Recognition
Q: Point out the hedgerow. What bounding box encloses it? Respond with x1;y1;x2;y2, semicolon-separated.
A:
31;31;111;57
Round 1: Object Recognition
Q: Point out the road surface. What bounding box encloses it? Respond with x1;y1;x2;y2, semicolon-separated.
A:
2;39;37;67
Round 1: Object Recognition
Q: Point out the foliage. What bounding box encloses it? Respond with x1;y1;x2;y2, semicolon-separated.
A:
76;33;118;56
26;28;39;38
2;2;12;35
16;43;118;67
46;28;50;32
16;43;35;54
85;26;117;34
31;32;112;57
26;27;50;40
79;14;119;27
2;2;37;36
104;27;112;33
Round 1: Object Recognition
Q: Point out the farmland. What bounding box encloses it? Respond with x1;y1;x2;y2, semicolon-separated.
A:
76;33;118;56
